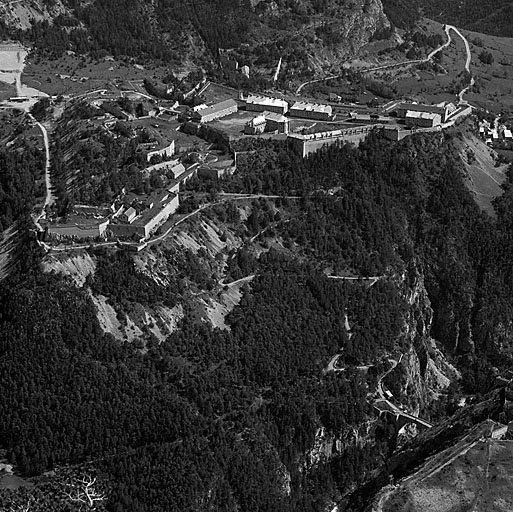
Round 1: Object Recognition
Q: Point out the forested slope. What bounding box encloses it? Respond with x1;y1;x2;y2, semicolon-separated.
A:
4;0;390;80
3;129;513;510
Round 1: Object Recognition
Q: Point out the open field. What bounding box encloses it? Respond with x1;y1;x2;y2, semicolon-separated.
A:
0;79;15;100
374;19;513;112
496;149;513;163
200;82;240;104
23;54;171;97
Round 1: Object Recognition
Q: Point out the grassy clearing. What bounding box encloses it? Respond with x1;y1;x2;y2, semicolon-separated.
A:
23;54;171;96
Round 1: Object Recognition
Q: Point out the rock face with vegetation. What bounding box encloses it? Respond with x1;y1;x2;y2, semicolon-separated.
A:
1;0;391;78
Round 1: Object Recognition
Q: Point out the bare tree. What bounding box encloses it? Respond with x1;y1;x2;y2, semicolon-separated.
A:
63;474;105;509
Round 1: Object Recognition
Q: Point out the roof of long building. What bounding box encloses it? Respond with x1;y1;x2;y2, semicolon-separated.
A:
290;101;332;115
133;192;178;227
399;102;447;115
245;95;288;108
194;99;238;117
405;110;441;120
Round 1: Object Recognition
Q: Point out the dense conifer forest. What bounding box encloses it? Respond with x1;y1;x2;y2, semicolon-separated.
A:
2;130;513;510
0;140;44;231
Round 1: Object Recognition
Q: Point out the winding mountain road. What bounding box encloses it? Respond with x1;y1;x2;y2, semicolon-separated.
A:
434;25;474;103
296;23;474;102
30;115;55;230
326;275;383;286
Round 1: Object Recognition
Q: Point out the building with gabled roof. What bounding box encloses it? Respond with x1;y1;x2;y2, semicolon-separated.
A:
191;99;238;123
405;110;442;128
47;216;110;240
121;206;137;223
110;190;180;239
245;95;288;115
391;102;456;123
264;111;289;134
289;101;333;121
244;114;267;135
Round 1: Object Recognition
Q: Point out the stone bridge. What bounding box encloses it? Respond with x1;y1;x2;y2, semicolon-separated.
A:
373;399;433;431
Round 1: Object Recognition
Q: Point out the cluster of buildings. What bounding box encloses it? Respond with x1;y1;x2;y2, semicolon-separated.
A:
47;187;182;243
109;190;180;239
382;101;472;128
180;94;336;135
178;91;474;158
479;121;513;146
382;101;456;127
46;146;197;242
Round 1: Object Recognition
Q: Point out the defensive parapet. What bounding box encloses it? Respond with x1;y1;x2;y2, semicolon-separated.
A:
287;124;381;157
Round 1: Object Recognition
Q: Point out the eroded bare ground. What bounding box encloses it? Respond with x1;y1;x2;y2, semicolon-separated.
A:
458;131;508;219
0;226;19;281
376;420;513;512
40;203;262;344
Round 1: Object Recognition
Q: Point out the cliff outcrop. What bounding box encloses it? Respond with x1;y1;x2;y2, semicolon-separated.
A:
252;0;390;74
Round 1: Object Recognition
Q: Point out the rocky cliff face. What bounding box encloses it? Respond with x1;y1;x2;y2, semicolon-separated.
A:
388;267;459;415
250;0;390;75
0;0;67;30
298;264;459;510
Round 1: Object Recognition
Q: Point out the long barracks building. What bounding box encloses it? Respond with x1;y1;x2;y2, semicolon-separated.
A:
289;101;333;121
192;99;238;123
245;94;289;115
